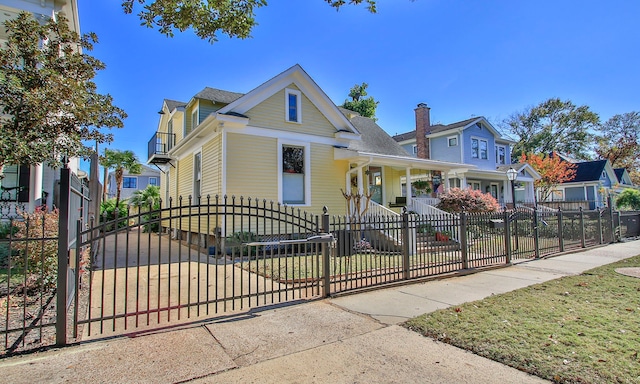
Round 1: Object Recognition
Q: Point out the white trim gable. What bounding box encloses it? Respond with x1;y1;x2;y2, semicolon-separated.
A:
218;64;359;135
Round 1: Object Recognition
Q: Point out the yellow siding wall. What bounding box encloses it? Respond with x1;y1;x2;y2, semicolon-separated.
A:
201;134;222;199
226;133;278;201
245;84;336;138
310;143;350;215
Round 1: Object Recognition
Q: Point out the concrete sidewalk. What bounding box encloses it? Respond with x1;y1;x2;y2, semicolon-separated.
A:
1;241;638;383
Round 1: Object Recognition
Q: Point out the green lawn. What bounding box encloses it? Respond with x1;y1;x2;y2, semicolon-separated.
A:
404;255;640;384
241;250;462;281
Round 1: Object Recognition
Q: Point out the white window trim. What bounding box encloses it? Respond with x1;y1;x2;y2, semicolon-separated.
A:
471;137;488;160
191;109;199;132
148;177;159;186
193;150;202;203
496;144;507;165
277;139;311;206
447;135;458;147
412;144;417;154
122;176;138;189
285;88;302;124
467;180;481;190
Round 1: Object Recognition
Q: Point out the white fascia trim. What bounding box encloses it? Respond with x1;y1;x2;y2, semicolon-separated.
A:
277;138;311;207
224;124;347;147
334;131;361;141
339;150;477;172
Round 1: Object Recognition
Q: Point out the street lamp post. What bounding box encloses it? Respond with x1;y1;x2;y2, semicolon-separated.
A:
506;167;519;251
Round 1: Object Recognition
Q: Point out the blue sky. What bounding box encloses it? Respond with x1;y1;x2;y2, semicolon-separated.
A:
77;0;640;164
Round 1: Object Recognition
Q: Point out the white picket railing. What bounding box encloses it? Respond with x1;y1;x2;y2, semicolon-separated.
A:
409;198;459;242
413;197;441;207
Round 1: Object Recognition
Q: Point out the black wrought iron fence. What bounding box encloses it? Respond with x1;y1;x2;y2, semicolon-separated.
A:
0;180;627;356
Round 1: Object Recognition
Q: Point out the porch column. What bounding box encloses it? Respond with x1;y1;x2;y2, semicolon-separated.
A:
28;164;43;212
503;180;510;204
461;174;467;189
443;172;450;191
405;167;412;205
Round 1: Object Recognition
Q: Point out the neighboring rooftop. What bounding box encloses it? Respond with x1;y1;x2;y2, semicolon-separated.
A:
194;87;244;104
566;159;608;183
344;113;411;157
392;117;483;141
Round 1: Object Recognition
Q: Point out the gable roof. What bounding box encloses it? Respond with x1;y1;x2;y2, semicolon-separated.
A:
194;87;244;104
218;64;358;134
164;99;187;112
614;168;625;183
346;114;411;157
496;163;542;180
392;116;514;143
567;159;608;183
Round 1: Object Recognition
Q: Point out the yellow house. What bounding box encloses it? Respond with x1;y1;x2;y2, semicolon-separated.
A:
147;65;471;241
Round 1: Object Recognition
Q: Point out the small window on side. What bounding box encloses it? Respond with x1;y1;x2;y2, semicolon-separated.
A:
448;136;457;147
285;89;302;123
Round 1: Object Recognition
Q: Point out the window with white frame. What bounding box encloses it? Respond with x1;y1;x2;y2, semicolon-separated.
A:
448;136;458;147
281;144;308;204
471;138;488;159
123;177;137;189
191;109;198;132
148;177;159;186
193;152;202;204
412;144;418;154
467;181;481;190
285;88;302;123
496;145;506;164
167;120;174;151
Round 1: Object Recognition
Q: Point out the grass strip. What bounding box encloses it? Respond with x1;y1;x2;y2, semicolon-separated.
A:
404;254;640;383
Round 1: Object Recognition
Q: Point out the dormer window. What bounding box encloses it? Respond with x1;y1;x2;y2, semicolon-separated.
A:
285;88;302;123
602;170;607;179
412;144;418;154
191;109;198;132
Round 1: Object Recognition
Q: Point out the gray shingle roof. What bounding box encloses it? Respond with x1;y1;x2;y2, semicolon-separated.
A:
347;115;411;157
194;87;244;104
392;117;481;142
164;99;187;112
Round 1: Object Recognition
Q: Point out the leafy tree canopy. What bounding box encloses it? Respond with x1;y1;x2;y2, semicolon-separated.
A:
503;98;600;161
0;12;125;170
341;82;379;120
122;0;377;43
595;112;640;184
520;152;576;202
616;188;640;211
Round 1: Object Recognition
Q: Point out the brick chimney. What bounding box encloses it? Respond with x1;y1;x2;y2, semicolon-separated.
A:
415;103;431;159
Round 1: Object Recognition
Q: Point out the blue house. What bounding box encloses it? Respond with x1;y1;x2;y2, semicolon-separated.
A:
107;164;161;201
393;103;540;205
544;156;620;209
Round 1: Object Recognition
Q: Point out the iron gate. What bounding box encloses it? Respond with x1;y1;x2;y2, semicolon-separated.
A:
71;196;329;339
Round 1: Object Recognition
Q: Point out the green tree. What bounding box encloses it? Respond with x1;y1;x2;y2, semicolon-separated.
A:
122;0;377;43
0;12;125;172
129;185;161;232
595;112;640;185
615;188;640;211
341;83;379;120
503;98;600;160
100;149;142;208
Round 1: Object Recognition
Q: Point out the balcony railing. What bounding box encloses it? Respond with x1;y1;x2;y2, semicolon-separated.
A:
147;132;175;164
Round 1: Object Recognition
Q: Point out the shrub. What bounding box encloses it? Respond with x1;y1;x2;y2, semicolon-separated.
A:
100;198;129;230
11;209;59;289
437;188;501;213
615;188;640;211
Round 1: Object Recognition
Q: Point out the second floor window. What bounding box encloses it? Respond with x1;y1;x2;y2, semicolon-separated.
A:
285;89;302;123
148;177;159;186
471;138;488;159
496;145;506;164
123;177;137;189
191;109;198;132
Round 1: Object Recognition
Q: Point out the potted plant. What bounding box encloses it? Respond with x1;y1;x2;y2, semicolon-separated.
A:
412;179;432;195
